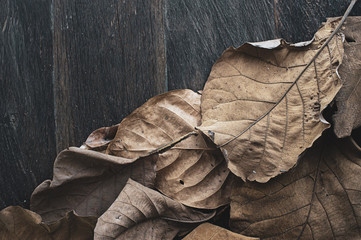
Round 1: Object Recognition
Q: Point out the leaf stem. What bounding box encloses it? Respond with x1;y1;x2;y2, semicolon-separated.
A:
149;131;198;155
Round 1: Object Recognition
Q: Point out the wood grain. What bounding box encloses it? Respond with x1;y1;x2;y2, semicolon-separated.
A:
53;0;166;152
275;0;361;42
164;0;276;91
0;0;55;209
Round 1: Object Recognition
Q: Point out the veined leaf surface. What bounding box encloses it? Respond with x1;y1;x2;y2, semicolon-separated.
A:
198;18;344;182
107;89;232;209
0;206;96;240
30;148;155;223
230;132;361;239
333;16;361;137
94;179;215;240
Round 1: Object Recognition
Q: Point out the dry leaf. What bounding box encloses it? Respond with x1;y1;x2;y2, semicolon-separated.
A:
155;136;234;209
94;179;215;240
0;206;96;240
198;18;344;182
333;16;361;137
183;223;259;240
84;124;120;150
106;219;182;240
230;131;361;239
107;89;232;209
30;147;155;223
107;89;201;157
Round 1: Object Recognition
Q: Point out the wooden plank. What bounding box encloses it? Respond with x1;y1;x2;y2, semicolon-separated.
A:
275;0;361;42
0;0;54;209
53;0;166;152
164;0;277;91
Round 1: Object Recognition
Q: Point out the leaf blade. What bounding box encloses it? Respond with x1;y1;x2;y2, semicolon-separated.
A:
199;18;344;182
230;132;361;239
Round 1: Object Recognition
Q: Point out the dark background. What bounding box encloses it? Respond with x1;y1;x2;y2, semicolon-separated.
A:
1;0;361;210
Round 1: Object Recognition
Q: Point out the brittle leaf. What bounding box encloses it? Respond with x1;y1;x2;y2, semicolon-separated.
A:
198;17;344;182
333;16;361;137
84;124;119;150
107;89;232;209
30;147;155;223
230;131;361;239
183;223;259;240
94;179;215;240
0;206;96;240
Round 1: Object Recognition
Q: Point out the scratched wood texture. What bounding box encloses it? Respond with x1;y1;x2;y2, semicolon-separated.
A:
53;0;165;153
0;0;55;209
1;0;361;209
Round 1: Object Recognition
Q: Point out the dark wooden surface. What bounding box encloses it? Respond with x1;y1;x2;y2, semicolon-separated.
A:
1;0;361;209
0;0;54;208
165;0;276;90
53;0;165;153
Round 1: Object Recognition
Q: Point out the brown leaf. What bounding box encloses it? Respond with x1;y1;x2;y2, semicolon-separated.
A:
183;223;259;240
105;219;183;240
30;147;155;223
0;206;96;240
198;18;344;182
107;89;232;209
333;16;361;137
94;179;215;240
84;124;120;150
107;89;201;157
230;131;361;239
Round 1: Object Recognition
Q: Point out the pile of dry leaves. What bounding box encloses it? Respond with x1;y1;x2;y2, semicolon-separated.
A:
1;14;361;240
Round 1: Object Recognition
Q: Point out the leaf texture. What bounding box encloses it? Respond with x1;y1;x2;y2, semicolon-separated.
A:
198;18;344;182
0;206;96;240
94;179;215;240
183;223;259;240
107;89;202;157
106;89;232;209
30;147;155;223
230;131;361;239
333;16;361;137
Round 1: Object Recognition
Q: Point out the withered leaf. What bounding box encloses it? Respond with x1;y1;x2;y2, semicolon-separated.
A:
107;89;201;157
30;147;155;223
333;16;361;137
0;206;96;240
198;18;344;182
183;223;259;240
84;124;120;150
230;131;361;239
107;89;232;209
103;219;183;240
94;179;215;240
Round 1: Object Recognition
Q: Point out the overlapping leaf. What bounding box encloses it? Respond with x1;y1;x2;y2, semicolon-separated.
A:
0;206;96;240
198;18;344;182
333;16;361;137
183;223;259;240
230;131;361;239
83;124;120;151
30;147;155;223
94;179;215;240
106;89;232;209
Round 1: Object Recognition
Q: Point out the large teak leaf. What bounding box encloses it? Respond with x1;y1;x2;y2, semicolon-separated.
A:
94;179;215;240
30;147;155;223
106;89;232;209
198;18;344;182
333;16;361;137
230;131;361;239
